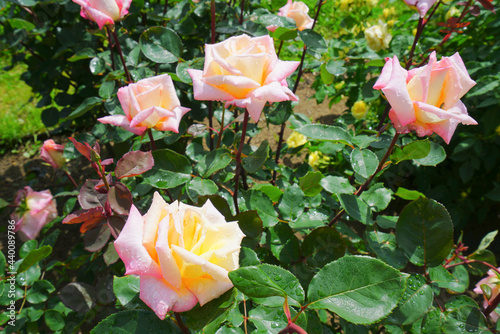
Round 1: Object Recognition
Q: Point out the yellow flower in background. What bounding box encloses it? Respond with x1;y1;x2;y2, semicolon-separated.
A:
383;7;396;18
286;131;308;148
308;151;321;170
365;0;378;7
495;125;500;136
445;7;460;21
339;0;354;10
352;101;369;119
364;21;392;51
334;81;345;91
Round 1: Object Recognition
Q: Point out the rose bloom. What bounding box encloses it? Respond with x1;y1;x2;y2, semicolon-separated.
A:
352;101;369;119
403;0;437;18
114;193;245;319
40;139;66;169
373;51;477;144
286;131;307;148
278;0;314;31
11;187;57;241
188;34;299;122
474;268;500;321
364;21;392;52
73;0;132;29
99;74;190;136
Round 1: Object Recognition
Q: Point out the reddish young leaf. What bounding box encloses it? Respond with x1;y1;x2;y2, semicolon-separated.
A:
115;150;154;179
79;180;107;209
107;183;133;215
108;216;126;239
84;224;112;252
62;207;106;233
477;0;495;12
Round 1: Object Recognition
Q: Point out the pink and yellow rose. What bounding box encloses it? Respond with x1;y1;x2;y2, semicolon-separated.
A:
11;187;57;241
278;0;314;31
403;0;437;18
98;74;190;136
373;51;477;144
474;268;500;321
40;139;66;169
73;0;132;29
114;193;245;319
188;34;299;122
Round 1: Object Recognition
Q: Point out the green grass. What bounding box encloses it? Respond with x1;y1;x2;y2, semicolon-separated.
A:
0;55;46;145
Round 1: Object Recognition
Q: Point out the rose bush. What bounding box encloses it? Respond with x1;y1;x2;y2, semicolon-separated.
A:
98;74;190;135
188;34;299;122
72;0;132;29
114;193;245;319
40;139;66;169
10;186;57;241
373;51;477;143
278;0;314;31
474;268;500;321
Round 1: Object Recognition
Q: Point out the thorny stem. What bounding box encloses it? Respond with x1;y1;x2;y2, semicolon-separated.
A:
233;110;250;214
243;297;248;334
445;259;500;276
110;28;133;83
105;26;116;71
271;0;324;185
328;132;400;226
174;312;190;334
239;0;245;24
98;161;110;191
277;40;284;57
163;0;168;16
147;129;157;151
64;170;79;189
484;292;500;318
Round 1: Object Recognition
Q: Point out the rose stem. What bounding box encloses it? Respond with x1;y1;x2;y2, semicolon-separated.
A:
239;0;245;24
147;129;157;151
328;132;400;227
277;41;284;57
233;110;250;214
271;0;324;185
163;0;168;16
64;170;79;189
110;28;133;83
97;161;111;191
105;26;116;71
216;106;226;149
376;1;442;130
174;312;190;334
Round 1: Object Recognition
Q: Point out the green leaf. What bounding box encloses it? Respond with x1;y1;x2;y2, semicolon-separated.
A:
90;310;182;333
143;170;191;189
386;274;433;325
8;18;35;31
234;210;263;240
17;246;52;274
421;307;446;334
68;47;97;62
351;148;379;178
240;247;261;267
113;275;140;308
442;296;492;334
151;148;192;173
197;148;232;177
245;190;279;227
395;187;426;201
44;310;65;331
302;227;346;268
299;171;323;197
320;176;356;195
99;81;116;99
429;265;468;293
140;27;183;63
396;198;454;267
278;184;305;221
187;177;218;203
476;230;498;253
229;264;304;306
339;194;372;225
299;30;327;54
274;27;298;41
65;97;102;120
19;240;38;258
59;282;96;313
26;280;55;304
320;63;334;85
243;140;269;173
360;183;393;212
365;231;407;269
266;223;301;265
253;184;283;202
414;141;446;166
325;60;347;76
391;140;431;164
308;256;407;324
296;124;352;145
143;149;192;189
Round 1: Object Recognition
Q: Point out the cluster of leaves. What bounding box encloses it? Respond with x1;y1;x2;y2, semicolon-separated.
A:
0;0;499;333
